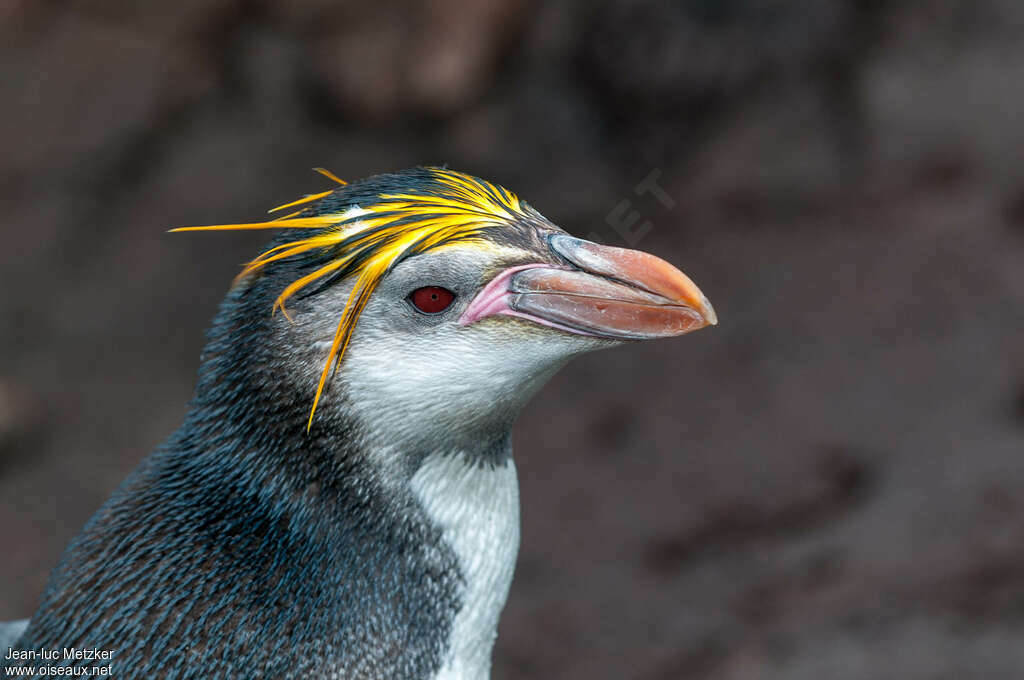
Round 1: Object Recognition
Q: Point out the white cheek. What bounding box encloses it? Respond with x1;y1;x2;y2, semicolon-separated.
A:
350;329;564;399
338;325;578;446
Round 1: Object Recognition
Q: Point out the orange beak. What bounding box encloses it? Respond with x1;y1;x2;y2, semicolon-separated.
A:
461;235;716;340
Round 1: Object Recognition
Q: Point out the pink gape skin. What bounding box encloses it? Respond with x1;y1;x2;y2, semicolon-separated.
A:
458;263;599;336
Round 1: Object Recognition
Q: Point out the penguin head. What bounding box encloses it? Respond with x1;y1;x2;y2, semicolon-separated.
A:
178;167;716;452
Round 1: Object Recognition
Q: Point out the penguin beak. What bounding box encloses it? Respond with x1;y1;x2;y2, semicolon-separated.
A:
460;235;717;339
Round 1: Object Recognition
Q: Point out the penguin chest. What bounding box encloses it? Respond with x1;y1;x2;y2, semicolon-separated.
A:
411;454;520;680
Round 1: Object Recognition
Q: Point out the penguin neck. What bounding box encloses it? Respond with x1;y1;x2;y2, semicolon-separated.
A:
333;403;522;680
168;383;522;679
187;366;521;679
338;370;524;678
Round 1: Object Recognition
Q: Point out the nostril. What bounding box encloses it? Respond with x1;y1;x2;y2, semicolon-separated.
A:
547;233;589;265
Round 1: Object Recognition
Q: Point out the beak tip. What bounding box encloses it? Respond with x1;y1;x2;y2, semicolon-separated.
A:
701;296;718;327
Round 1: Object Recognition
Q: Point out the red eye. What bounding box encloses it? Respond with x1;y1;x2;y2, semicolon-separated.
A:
410;286;455;314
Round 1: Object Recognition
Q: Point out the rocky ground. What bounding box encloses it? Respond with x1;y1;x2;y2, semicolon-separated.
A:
1;1;1023;678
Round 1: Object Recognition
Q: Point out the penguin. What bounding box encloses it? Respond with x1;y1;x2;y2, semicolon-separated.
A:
5;168;715;679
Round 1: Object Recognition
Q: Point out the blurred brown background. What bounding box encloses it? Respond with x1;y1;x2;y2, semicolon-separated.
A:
2;1;1023;678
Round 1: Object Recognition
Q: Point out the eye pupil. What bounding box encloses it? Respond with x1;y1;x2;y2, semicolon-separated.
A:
410;286;455;314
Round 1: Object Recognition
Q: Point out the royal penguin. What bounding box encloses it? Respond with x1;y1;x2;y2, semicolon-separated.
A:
6;167;716;679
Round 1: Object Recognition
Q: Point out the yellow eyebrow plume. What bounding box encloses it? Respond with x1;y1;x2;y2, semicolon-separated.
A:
172;168;525;431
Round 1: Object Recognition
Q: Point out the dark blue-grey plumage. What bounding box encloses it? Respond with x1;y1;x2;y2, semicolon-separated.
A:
10;253;462;678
